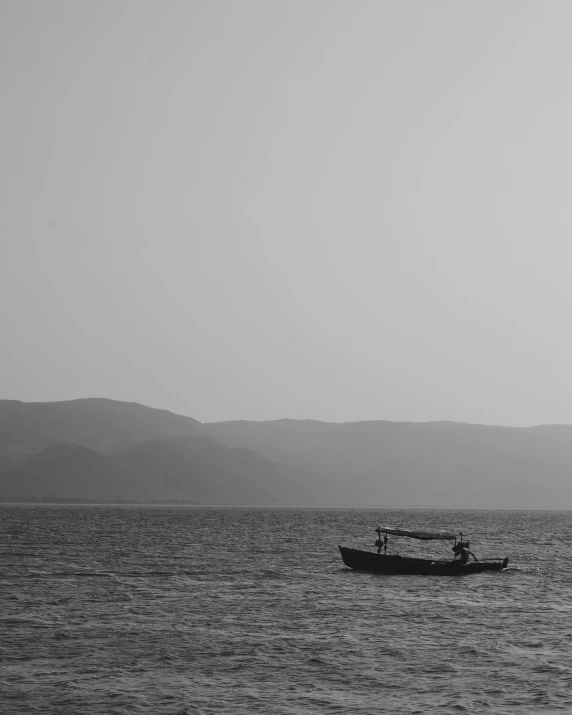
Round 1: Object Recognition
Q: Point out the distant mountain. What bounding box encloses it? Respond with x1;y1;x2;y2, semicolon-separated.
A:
0;398;203;468
0;437;349;505
204;418;572;508
4;398;572;508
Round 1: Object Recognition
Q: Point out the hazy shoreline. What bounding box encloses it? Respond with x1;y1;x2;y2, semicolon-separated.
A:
2;500;571;512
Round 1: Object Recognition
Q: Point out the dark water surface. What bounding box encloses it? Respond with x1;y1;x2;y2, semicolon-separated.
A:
2;505;572;714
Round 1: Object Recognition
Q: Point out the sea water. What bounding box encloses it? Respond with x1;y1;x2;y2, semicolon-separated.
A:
1;505;571;714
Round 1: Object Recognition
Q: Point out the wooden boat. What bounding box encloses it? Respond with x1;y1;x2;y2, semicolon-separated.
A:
339;526;509;576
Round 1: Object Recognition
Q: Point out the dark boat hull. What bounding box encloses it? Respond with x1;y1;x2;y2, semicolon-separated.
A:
339;546;508;576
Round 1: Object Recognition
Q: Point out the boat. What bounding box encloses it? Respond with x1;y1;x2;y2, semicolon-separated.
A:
339;526;509;576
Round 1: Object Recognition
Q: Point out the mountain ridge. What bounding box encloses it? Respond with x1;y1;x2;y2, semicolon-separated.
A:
3;398;572;508
0;437;353;505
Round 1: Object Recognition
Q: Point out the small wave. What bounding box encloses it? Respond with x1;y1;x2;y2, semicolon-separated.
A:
53;631;75;640
123;570;175;577
532;662;570;674
53;571;113;578
438;701;470;712
422;662;458;674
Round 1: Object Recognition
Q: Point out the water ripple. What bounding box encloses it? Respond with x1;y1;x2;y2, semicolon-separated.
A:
2;505;572;714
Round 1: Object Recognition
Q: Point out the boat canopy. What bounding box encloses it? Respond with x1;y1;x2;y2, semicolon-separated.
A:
377;527;458;541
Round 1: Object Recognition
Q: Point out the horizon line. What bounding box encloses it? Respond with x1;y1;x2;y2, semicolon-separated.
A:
2;396;572;430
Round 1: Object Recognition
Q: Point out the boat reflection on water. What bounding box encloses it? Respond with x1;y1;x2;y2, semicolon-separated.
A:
339;526;509;576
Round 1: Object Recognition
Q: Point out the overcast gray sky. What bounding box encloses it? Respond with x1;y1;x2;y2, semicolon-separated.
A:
2;1;572;425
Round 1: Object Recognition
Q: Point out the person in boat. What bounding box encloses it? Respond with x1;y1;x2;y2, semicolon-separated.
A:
375;530;389;555
453;538;469;561
453;539;478;564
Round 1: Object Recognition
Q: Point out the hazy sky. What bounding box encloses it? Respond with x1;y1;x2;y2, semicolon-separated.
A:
2;1;572;425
